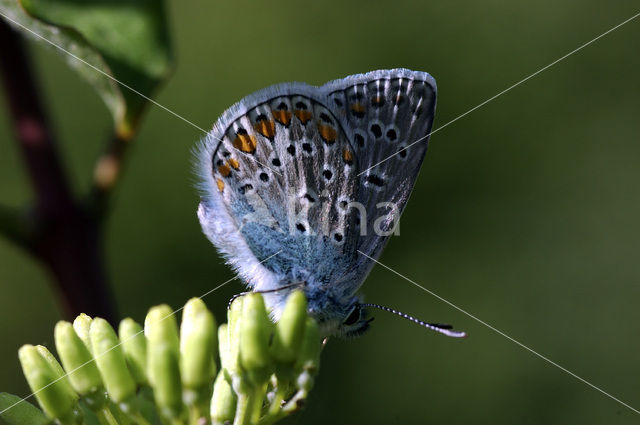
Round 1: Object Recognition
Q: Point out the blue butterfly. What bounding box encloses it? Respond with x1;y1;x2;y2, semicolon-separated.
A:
196;69;464;338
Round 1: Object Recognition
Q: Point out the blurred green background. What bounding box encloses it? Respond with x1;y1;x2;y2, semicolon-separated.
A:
2;1;640;424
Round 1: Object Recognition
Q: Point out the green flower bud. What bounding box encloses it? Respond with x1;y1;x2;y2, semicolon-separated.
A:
118;318;148;385
145;305;183;419
34;346;77;400
54;321;103;399
217;324;230;372
144;305;180;353
294;319;321;393
18;345;77;423
226;297;244;376
239;293;273;385
72;314;93;352
149;345;183;419
0;392;49;425
295;318;322;382
210;371;236;425
89;318;136;404
180;298;217;396
33;347;66;382
271;290;307;364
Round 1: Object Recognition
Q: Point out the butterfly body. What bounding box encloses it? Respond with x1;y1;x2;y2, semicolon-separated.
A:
196;69;436;336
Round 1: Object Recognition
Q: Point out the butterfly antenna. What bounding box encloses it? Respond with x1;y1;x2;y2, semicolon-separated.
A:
361;303;466;338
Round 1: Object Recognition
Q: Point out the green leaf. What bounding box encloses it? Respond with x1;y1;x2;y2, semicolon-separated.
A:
0;393;50;425
0;0;172;139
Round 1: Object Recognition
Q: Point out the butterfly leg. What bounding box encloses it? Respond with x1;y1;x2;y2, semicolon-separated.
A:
227;291;252;309
227;281;307;310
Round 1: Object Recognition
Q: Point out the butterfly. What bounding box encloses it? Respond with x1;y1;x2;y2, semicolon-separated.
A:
195;69;464;338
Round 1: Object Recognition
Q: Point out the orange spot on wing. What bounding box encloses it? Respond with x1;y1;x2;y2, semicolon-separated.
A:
351;103;366;113
294;110;312;124
227;158;240;170
218;163;231;177
343;149;353;164
233;134;257;153
318;124;337;143
216;178;225;192
271;109;292;126
254;119;276;138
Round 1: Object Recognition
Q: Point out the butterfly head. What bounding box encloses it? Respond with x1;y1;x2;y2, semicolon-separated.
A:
334;302;374;338
301;287;374;338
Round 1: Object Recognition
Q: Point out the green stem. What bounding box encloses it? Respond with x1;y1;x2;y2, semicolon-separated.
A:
257;389;307;425
132;412;153;425
97;408;121;425
248;384;267;425
256;414;280;425
233;382;268;425
232;393;252;425
114;399;153;425
281;389;307;414
188;403;209;425
266;385;287;416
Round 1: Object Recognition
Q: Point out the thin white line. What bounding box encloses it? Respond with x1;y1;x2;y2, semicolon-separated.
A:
358;10;640;176
0;250;282;416
3;3;639;416
357;250;640;415
0;9;284;176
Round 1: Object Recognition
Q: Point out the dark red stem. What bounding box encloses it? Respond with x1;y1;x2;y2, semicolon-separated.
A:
0;19;115;322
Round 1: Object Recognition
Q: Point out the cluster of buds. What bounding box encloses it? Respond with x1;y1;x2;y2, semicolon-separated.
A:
0;291;321;425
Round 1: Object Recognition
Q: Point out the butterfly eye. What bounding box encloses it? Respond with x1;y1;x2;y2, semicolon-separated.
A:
343;305;361;326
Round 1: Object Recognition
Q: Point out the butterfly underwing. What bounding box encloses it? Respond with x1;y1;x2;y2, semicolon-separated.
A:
196;69;436;337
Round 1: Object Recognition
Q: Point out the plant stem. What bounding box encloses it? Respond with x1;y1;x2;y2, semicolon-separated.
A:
234;385;266;425
266;385;287;416
0;20;74;218
256;389;307;425
248;384;267;425
188;404;207;425
88;131;132;221
97;408;121;425
233;394;251;425
132;412;154;425
0;19;116;322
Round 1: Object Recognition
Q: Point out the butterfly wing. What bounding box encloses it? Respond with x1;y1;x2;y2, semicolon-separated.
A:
197;69;436;323
196;83;361;294
321;69;437;289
